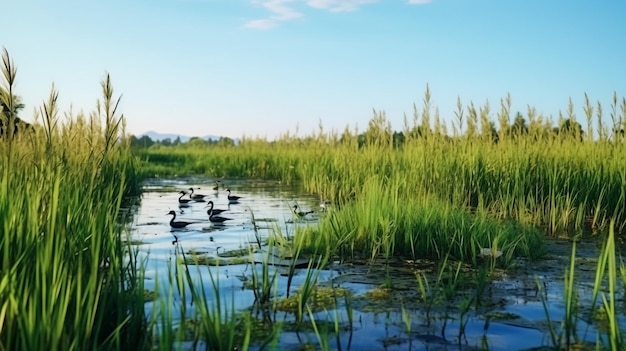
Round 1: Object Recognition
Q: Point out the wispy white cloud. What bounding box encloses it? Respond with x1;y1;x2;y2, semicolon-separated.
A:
244;0;390;29
244;18;280;29
408;0;432;4
244;0;302;29
263;0;303;20
306;0;377;12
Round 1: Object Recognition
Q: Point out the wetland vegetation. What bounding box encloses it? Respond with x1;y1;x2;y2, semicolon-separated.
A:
2;47;626;350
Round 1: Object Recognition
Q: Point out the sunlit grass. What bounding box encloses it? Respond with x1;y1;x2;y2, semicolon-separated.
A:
0;48;145;350
294;177;545;267
5;43;626;349
132;86;626;349
136;99;626;241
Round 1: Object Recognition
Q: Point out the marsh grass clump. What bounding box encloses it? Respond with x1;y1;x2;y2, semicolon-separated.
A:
181;254;251;266
164;246;251;351
275;287;352;314
135;86;626;242
294;178;546;267
0;48;146;350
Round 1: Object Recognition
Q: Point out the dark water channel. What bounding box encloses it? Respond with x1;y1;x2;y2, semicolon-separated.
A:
130;178;625;351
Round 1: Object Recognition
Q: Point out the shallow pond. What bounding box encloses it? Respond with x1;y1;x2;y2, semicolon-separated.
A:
130;178;626;351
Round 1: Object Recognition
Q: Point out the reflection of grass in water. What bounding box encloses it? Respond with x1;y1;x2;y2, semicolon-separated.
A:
181;253;251;266
182;248;256;265
276;287;352;313
123;239;147;246
363;287;393;300
219;247;259;257
143;289;158;302
131;89;626;348
254;217;280;223
485;311;521;321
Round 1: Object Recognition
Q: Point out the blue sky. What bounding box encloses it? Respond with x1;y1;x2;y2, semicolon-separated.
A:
1;0;625;139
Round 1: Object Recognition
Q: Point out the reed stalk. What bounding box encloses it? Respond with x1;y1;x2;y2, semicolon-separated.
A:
1;49;146;350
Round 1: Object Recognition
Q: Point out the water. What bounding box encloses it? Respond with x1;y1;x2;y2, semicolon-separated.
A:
130;178;625;351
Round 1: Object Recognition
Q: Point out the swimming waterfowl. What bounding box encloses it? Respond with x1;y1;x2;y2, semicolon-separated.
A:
226;189;242;203
208;209;232;224
204;201;227;216
212;181;221;191
166;210;197;229
293;205;314;218
178;191;192;205
188;187;207;201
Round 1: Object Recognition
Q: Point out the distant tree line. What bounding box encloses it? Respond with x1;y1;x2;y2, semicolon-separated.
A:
5;68;625;149
130;135;236;148
130;103;625;150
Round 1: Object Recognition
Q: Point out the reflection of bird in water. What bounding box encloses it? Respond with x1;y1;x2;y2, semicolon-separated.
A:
208;209;232;224
293;205;314;218
234;274;249;283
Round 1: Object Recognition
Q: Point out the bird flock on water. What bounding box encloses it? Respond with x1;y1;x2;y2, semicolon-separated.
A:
165;181;322;244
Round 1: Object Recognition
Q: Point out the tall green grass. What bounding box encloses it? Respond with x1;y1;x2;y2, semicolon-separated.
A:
539;220;625;351
132;77;626;348
0;49;145;350
136;90;626;241
295;177;545;265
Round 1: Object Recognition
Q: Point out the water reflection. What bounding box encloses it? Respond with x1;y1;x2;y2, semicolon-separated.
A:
130;178;624;351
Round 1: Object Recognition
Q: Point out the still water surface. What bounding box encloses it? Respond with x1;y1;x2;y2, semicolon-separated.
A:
130;178;624;351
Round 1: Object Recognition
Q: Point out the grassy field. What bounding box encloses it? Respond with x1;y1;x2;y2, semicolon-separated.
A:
132;98;626;348
136;90;626;244
1;49;146;350
3;45;626;350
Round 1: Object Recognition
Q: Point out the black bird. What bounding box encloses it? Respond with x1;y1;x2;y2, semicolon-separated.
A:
293;205;314;218
205;201;227;216
226;189;242;204
178;191;192;205
208;209;232;224
166;210;197;229
212;181;221;191
188;187;206;202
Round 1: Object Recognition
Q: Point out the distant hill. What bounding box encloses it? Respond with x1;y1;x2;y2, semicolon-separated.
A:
138;131;231;143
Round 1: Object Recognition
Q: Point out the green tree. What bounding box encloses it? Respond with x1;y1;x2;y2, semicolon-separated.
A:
558;118;584;141
217;136;235;147
510;112;528;137
392;130;405;148
130;134;155;148
0;48;28;138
